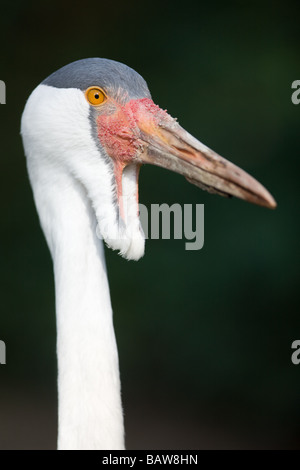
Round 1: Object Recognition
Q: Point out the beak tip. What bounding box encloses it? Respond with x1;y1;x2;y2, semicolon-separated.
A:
267;198;277;210
259;192;277;210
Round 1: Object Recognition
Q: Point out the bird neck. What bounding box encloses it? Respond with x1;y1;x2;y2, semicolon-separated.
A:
40;170;124;450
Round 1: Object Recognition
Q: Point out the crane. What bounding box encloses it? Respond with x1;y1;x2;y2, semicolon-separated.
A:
21;58;276;450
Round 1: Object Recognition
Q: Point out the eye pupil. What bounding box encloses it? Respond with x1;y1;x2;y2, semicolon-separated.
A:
95;94;99;99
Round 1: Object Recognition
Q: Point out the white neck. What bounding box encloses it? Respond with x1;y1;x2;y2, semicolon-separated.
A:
42;169;124;450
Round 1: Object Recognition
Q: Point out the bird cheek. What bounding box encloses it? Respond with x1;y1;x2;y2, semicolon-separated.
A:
96;113;140;166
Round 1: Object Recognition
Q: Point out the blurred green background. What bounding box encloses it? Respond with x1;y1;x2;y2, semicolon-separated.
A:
0;0;299;449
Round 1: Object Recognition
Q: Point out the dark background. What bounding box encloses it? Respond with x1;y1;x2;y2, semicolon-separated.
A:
0;0;299;449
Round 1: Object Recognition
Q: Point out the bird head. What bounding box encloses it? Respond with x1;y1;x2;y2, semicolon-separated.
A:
21;58;276;261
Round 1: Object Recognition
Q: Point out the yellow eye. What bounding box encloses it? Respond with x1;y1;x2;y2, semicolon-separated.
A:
85;87;107;106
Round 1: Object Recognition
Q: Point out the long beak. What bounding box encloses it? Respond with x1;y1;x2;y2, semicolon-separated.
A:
136;115;276;209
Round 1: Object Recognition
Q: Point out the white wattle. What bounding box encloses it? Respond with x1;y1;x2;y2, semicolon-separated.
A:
118;164;145;261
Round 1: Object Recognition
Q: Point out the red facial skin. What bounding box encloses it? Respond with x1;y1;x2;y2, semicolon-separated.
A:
97;98;169;164
97;98;170;218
